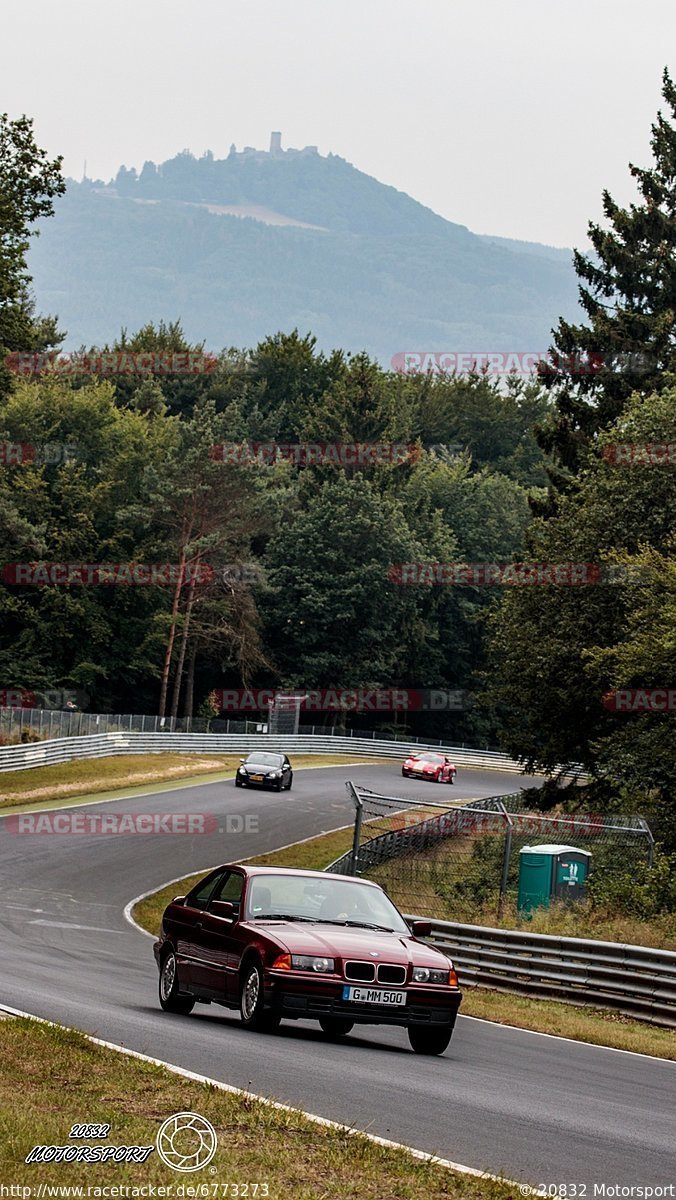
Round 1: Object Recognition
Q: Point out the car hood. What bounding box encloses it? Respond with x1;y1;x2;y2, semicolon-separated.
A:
242;763;280;774
246;921;452;967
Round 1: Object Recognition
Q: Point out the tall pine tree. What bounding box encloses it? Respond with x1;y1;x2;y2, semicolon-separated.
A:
537;69;676;492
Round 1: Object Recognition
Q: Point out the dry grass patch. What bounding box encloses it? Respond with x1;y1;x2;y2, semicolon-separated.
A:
460;988;676;1059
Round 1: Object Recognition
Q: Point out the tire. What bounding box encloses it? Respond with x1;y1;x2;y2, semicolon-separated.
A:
407;1025;452;1056
286;773;293;790
319;1017;354;1039
235;776;243;788
274;779;282;792
159;948;195;1014
239;960;281;1032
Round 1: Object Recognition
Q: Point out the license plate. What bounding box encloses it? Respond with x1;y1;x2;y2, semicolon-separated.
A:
342;986;406;1006
250;774;264;781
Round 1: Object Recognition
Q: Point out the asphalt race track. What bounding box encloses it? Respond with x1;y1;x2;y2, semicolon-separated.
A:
0;762;674;1186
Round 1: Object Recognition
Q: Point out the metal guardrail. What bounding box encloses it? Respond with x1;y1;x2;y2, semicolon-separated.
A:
404;916;676;1027
0;731;533;775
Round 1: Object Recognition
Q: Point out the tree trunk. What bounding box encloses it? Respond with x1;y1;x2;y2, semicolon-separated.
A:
170;568;198;718
184;641;197;718
158;539;187;718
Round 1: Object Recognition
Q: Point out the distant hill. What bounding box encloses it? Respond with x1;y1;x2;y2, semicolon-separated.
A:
28;139;581;362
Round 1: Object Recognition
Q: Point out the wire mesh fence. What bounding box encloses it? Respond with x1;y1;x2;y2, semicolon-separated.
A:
327;784;654;922
0;706;270;743
0;704;502;748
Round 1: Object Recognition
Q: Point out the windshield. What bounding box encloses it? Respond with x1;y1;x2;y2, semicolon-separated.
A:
417;754;443;763
245;874;409;933
245;753;283;766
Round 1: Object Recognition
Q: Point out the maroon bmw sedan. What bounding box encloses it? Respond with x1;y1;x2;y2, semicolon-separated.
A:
154;865;462;1055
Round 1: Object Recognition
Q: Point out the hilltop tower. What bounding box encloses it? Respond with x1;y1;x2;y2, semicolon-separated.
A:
270;131;282;157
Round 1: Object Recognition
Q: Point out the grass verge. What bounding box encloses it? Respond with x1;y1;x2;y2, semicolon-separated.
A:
0;1016;515;1197
132;825;676;1061
0;752;389;811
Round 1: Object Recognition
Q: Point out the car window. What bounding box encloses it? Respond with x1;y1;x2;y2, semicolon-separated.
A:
185;871;223;911
245;873;409;932
210;871;244;913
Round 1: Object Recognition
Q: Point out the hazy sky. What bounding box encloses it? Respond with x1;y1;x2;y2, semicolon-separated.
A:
4;0;673;246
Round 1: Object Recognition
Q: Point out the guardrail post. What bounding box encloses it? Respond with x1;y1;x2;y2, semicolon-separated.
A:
639;818;655;869
347;781;364;876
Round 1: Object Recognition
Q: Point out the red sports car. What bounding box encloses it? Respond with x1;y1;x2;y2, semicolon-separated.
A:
154;864;462;1055
402;752;457;783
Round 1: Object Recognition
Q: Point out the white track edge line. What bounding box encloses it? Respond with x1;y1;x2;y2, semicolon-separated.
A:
0;1002;520;1186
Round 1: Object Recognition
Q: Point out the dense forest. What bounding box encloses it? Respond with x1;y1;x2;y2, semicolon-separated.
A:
0;73;674;845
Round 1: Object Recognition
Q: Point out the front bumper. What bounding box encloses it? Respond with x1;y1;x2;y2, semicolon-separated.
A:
265;973;462;1028
239;774;279;788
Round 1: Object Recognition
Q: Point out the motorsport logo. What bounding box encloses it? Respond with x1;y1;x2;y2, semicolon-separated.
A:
24;1112;218;1171
155;1113;218;1172
25;1121;153;1165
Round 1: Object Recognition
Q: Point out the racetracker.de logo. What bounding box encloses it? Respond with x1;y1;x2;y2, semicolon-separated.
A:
388;562;606;586
214;687;466;711
0;688;87;709
4;351;219;377
3;812;255;835
2;562;214;586
210;441;419;466
0;441;81;466
390;351;653;376
602;689;676;713
602;443;676;466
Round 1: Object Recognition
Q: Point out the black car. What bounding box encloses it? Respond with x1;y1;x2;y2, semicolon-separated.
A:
236;751;293;791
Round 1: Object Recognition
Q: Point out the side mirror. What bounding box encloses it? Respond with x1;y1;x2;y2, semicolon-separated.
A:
171;895;186;905
411;919;431;938
210;900;235;919
239;758;246;764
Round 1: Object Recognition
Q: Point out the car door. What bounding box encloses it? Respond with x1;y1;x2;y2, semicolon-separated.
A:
178;869;227;986
189;870;245;1000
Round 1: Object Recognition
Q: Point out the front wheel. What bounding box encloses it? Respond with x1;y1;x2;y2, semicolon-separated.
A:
319;1017;354;1039
159;949;195;1014
286;773;293;790
239;961;281;1032
408;1025;452;1055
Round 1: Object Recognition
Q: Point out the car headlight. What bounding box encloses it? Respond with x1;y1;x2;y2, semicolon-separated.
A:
237;767;246;774
270;771;281;777
291;955;335;972
412;967;451;984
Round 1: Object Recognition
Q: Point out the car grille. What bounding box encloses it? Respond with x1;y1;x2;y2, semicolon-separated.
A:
343;961;407;985
377;964;406;985
344;960;376;982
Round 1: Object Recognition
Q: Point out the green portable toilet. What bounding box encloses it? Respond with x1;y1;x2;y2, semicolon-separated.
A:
518;844;592;914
